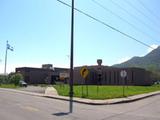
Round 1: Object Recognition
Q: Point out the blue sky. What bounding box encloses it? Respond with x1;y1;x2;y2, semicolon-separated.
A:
0;0;160;73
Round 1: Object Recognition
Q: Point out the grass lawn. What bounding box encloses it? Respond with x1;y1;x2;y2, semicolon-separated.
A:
0;84;19;89
53;84;160;100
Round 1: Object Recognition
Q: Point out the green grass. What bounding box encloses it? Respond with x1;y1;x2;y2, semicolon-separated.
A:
53;84;160;100
0;84;19;88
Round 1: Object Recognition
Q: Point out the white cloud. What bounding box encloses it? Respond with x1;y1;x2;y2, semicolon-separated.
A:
147;44;159;53
117;57;131;64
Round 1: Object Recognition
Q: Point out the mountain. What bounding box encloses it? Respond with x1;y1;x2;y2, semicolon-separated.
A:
113;46;160;70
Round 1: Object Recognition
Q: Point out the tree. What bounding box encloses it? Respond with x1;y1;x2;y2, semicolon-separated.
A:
9;73;23;86
0;75;5;85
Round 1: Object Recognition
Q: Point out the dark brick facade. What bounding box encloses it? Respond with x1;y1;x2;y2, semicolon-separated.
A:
16;65;153;86
73;66;153;86
16;67;69;84
16;67;54;84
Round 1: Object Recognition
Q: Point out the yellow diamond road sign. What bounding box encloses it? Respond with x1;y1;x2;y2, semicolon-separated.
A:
80;66;89;78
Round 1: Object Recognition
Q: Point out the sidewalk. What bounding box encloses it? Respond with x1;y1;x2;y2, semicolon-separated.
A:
0;87;160;105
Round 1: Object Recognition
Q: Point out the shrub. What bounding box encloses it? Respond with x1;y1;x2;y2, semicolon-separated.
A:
9;73;24;86
0;75;7;84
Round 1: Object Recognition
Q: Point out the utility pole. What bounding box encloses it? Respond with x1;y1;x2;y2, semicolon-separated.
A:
69;0;74;113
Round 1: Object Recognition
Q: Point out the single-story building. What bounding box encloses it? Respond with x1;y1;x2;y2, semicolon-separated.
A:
16;64;153;86
74;66;153;86
16;64;69;84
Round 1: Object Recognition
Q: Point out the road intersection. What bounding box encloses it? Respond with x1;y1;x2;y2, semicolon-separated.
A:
0;88;159;120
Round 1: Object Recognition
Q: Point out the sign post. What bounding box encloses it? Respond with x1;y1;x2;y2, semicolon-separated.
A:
97;59;102;95
59;72;69;88
120;70;127;97
80;66;89;97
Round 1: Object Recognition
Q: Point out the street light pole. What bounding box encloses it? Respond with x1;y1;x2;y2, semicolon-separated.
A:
69;0;74;113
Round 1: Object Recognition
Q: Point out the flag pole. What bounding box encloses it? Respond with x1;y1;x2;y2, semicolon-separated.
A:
4;40;8;76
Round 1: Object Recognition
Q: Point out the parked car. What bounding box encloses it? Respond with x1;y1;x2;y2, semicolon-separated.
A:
154;80;160;85
19;80;27;87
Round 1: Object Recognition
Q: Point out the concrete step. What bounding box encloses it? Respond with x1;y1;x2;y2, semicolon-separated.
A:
45;87;58;96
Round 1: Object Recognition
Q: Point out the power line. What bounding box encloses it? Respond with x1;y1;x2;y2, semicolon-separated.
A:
56;0;154;49
91;0;158;42
125;0;160;30
138;0;160;22
110;0;160;35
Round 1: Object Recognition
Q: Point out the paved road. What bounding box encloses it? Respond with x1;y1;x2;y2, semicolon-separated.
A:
0;89;160;120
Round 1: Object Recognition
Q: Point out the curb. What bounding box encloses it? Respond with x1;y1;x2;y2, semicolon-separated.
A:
0;88;160;105
110;91;160;105
44;91;160;105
